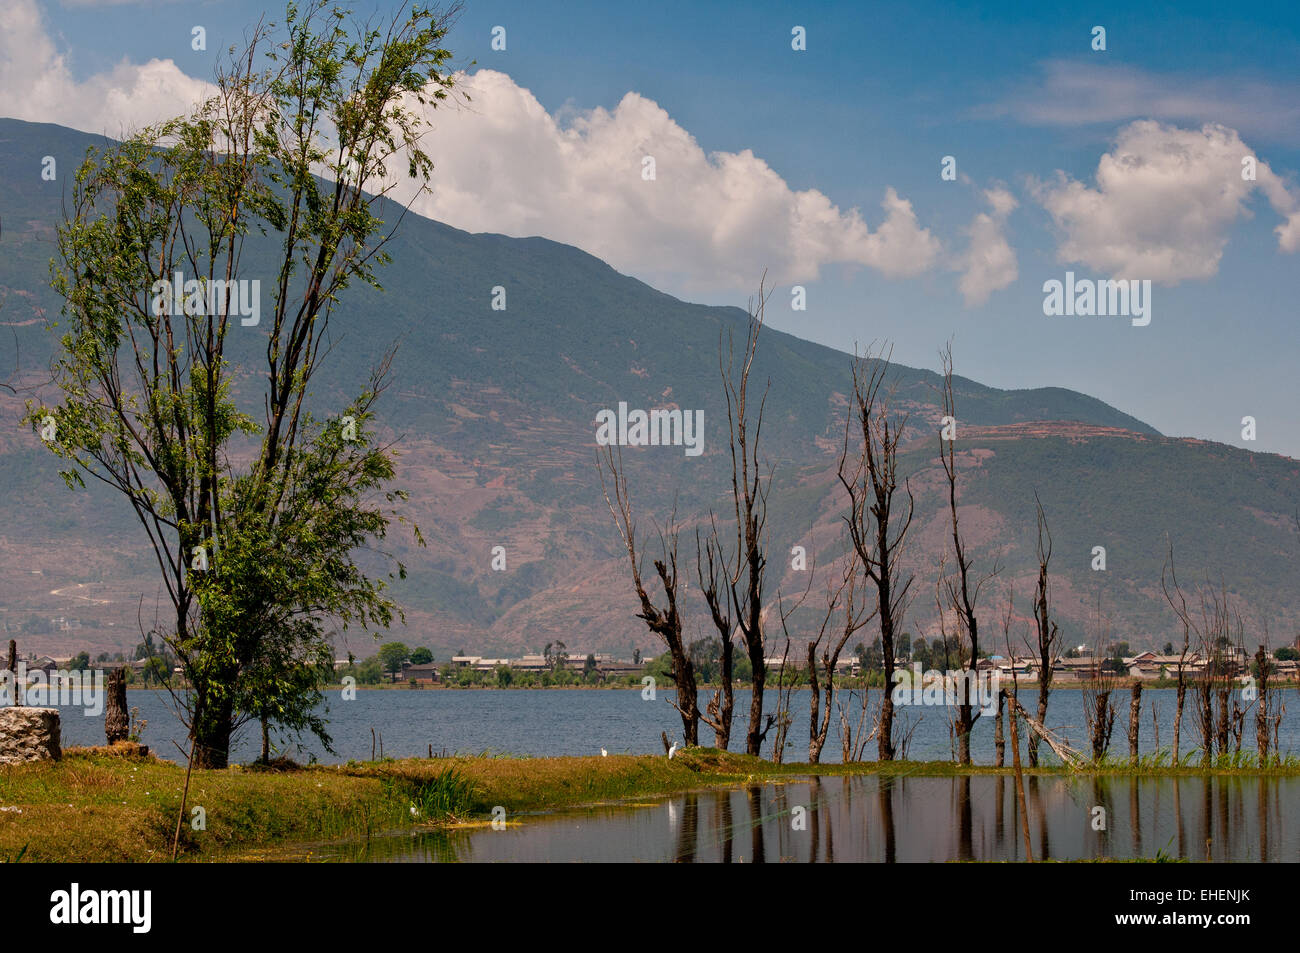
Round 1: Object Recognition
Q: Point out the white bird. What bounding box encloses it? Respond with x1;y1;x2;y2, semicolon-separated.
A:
600;748;608;757
668;742;678;759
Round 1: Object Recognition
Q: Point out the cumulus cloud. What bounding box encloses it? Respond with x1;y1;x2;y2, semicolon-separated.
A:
0;0;212;137
1031;120;1300;283
385;69;941;293
1;6;946;297
955;186;1018;306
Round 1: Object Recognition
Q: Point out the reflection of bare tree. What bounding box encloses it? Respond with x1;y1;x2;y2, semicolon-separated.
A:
747;785;766;864
956;775;973;862
714;790;734;864
809;778;821;863
1200;777;1212;861
879;775;896;864
1129;777;1141;858
994;775;1005;843
1174;777;1185;859
1029;776;1049;860
1258;781;1268;863
674;792;699;863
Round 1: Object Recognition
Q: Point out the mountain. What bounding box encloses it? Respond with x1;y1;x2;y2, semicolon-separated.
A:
2;118;1297;660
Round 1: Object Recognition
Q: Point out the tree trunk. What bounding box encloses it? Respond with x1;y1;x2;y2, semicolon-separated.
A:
1215;687;1230;756
1008;700;1033;862
1127;681;1142;765
1256;647;1270;767
1172;674;1185;765
993;689;1005;767
1029;683;1050;768
104;667;129;744
745;643;765;756
190;696;234;769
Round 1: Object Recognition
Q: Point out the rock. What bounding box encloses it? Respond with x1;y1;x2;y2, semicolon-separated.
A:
0;707;62;764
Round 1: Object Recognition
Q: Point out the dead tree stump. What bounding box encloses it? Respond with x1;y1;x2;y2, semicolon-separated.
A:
105;667;129;744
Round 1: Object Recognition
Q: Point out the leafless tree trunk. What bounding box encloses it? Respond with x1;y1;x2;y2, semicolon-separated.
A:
1024;497;1060;767
994;690;1005;767
838;343;914;762
1255;643;1271;766
696;522;736;749
938;344;998;764
1008;695;1033;862
1161;543;1193;765
1082;597;1117;762
806;558;874;762
717;282;774;758
600;448;700;746
105;667;129;744
1128;680;1142;765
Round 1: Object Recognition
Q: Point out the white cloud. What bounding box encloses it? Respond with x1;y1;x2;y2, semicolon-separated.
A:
989;60;1300;147
955;187;1018;306
0;0;211;137
1;7;947;298
386;69;941;293
1031;120;1300;283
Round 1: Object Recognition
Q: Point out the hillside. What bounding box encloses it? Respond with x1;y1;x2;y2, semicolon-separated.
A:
2;117;1297;660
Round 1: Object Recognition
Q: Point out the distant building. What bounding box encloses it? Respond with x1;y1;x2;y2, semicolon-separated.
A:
400;662;440;683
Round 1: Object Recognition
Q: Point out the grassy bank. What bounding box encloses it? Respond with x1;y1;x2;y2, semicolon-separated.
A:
3;747;1299;862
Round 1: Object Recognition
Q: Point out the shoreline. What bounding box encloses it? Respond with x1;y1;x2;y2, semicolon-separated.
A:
3;747;1299;862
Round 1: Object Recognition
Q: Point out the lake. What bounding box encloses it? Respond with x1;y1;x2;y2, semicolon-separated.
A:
51;685;1300;765
270;774;1300;862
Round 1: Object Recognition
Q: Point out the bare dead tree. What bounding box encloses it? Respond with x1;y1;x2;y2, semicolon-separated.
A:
1082;592;1117;762
1254;638;1272;767
696;516;736;749
1023;495;1062;767
837;343;914;760
1128;679;1143;765
716;280;774;758
938;344;999;764
1160;541;1193;765
806;555;876;762
768;571;817;761
995;585;1018;767
599;446;700;745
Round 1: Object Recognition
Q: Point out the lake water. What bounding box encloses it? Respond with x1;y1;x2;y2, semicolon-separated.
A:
274;774;1300;862
51;685;1300;765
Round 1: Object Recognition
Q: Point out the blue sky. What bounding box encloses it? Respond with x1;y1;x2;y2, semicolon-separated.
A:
11;0;1300;454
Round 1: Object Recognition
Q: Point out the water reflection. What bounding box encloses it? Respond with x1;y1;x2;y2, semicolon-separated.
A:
289;775;1300;863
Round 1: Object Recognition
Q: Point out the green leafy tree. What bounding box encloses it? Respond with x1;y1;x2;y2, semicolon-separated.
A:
410;646;433;665
141;656;171;686
28;1;456;766
69;652;91;672
356;656;383;685
378;642;410;682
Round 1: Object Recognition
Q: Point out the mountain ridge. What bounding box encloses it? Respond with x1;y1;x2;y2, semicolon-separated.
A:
4;118;1296;662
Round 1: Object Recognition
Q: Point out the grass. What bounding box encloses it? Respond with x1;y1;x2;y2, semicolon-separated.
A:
2;746;1298;862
